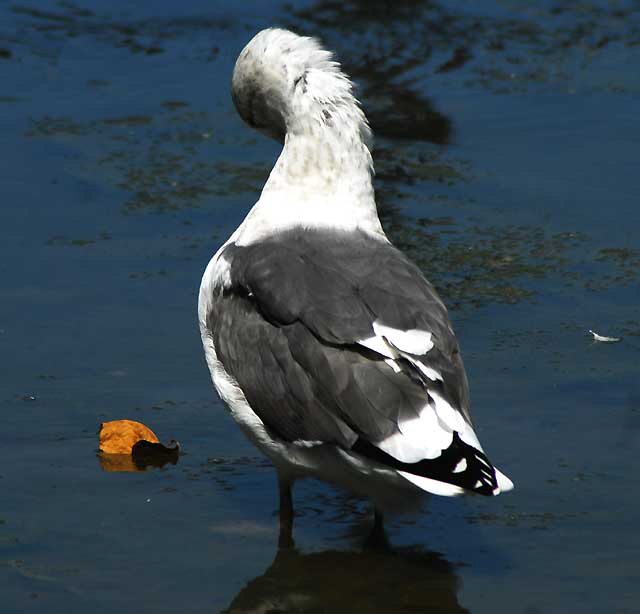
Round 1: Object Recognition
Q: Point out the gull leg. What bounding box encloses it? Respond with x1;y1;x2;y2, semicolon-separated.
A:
278;476;294;549
373;508;384;534
365;507;390;551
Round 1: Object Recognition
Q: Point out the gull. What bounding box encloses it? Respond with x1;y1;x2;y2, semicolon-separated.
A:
198;28;513;547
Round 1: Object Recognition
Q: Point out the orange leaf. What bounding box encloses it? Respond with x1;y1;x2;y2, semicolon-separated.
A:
99;419;160;454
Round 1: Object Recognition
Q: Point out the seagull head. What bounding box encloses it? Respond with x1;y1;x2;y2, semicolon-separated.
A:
231;28;369;145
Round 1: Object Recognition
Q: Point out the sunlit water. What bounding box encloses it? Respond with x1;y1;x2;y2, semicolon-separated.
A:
1;1;639;612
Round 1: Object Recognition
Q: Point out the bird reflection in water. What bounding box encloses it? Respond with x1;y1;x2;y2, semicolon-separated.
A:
223;539;469;613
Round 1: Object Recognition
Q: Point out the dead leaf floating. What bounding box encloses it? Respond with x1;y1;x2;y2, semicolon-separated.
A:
98;419;180;472
99;419;160;453
588;330;622;343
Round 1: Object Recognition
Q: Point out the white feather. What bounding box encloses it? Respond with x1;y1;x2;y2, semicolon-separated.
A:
377;401;453;462
406;357;443;382
359;326;441;381
358;333;397;358
429;389;467;435
398;471;464;497
453;458;467;473
495;468;514;493
372;322;434;355
384;358;402;373
588;329;621;343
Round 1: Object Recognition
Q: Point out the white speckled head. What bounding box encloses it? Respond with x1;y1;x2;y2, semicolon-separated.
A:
231;28;370;145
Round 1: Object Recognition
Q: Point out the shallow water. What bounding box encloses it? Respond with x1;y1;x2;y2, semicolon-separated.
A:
1;1;639;612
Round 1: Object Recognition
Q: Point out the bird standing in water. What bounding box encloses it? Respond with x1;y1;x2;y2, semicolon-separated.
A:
199;28;513;548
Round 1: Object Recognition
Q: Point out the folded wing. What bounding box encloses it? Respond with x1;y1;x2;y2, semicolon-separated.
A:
207;229;512;496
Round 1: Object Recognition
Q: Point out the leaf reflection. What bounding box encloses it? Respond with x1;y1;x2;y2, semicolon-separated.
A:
98;441;180;472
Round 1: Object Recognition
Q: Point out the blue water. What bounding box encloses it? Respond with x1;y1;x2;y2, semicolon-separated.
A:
1;1;639;612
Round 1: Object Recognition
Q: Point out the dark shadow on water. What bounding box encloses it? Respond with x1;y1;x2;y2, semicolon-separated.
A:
223;541;469;613
289;0;454;145
289;0;640;96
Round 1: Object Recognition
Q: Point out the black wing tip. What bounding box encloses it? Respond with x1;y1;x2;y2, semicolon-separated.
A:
352;432;500;496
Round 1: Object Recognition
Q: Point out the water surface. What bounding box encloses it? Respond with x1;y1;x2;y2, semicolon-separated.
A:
1;1;639;612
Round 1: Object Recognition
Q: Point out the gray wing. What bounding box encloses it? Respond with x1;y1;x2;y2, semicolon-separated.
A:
207;229;499;495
